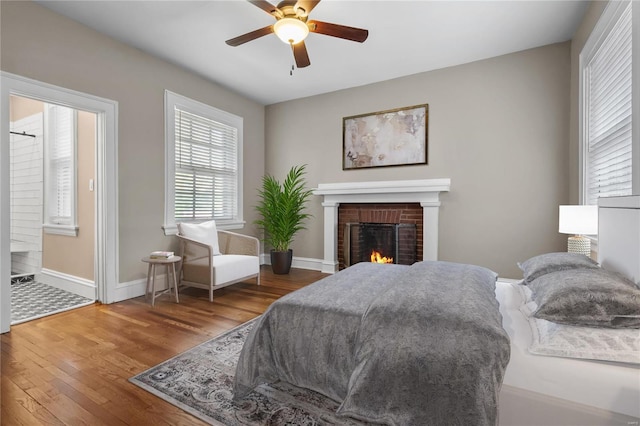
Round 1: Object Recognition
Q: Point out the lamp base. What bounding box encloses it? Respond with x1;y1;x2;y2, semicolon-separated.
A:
567;235;591;256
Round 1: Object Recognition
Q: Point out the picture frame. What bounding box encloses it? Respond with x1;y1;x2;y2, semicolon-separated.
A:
343;104;428;170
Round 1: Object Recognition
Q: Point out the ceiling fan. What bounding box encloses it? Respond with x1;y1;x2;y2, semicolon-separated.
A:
225;0;369;69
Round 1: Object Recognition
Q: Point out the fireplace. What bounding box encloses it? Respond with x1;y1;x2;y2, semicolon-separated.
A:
313;179;451;274
338;202;422;269
345;222;417;267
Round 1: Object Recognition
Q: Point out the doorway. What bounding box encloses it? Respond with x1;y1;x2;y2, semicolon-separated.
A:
1;71;119;333
9;95;96;324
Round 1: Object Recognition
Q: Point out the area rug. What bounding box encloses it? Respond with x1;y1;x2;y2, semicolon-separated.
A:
130;318;368;425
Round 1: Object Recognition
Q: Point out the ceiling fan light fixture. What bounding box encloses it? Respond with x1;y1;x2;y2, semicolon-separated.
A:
274;17;309;45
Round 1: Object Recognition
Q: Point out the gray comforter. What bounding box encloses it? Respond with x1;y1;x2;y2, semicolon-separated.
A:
234;261;511;425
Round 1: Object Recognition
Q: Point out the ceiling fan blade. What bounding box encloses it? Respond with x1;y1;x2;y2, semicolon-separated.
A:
308;20;369;43
294;0;321;16
292;41;311;68
248;0;280;16
225;25;274;47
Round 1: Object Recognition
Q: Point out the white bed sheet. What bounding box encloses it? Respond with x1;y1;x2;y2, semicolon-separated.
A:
496;279;640;418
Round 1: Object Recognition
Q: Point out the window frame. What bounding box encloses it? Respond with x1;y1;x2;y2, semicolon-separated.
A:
163;90;244;236
579;0;639;206
43;103;78;236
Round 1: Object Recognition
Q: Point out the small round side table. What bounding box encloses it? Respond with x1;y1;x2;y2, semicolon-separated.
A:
141;255;181;306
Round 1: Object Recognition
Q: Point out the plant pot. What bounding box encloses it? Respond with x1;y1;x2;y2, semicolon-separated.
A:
270;249;293;275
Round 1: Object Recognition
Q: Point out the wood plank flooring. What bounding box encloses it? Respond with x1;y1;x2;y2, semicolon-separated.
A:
1;266;328;425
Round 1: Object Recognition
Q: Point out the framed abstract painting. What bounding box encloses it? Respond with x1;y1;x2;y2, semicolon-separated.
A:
343;104;428;170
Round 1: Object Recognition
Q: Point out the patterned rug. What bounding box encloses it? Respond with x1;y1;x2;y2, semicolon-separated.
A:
11;278;94;324
130;319;369;425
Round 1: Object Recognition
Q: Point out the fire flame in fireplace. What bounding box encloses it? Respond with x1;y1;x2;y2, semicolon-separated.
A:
371;250;393;264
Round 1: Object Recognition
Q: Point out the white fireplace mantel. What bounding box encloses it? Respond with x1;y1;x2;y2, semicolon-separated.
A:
313;179;451;273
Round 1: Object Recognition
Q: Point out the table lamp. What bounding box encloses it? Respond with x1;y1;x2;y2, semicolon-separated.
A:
558;205;598;256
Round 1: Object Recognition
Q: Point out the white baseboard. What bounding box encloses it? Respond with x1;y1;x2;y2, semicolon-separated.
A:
291;256;324;271
115;274;174;303
37;268;96;300
113;256;326;304
320;261;338;274
114;278;147;302
260;253;325;272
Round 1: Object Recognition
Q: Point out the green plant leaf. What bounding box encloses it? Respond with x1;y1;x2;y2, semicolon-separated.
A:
254;164;313;252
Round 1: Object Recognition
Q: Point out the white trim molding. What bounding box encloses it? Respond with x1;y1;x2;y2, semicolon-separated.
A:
312;179;451;274
579;0;638;203
37;268;96;300
43;224;79;236
1;71;118;333
260;253;324;272
163;90;244;236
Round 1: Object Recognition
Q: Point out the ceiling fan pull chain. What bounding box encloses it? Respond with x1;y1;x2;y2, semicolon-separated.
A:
290;41;295;76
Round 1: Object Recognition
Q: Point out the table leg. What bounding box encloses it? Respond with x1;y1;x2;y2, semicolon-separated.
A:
145;263;152;301
169;263;179;303
151;264;157;307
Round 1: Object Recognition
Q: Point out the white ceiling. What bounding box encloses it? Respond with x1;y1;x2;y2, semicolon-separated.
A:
36;0;588;105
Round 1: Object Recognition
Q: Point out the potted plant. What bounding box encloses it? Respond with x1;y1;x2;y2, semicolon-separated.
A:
255;164;313;274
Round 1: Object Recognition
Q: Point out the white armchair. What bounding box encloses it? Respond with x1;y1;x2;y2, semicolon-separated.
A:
177;221;260;302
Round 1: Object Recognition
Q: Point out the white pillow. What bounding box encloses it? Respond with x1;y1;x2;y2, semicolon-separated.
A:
178;220;221;256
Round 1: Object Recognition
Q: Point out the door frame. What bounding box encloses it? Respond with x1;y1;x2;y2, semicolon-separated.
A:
1;71;119;333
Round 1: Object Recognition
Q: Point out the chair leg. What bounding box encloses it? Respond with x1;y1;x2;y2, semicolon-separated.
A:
177;264;184;291
209;269;214;302
256;271;261;286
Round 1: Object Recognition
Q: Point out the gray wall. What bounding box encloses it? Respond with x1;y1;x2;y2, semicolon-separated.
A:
266;43;571;278
0;1;265;283
1;0;583;282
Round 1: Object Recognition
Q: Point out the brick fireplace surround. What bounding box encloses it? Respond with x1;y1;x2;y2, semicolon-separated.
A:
338;203;423;270
313;179;451;274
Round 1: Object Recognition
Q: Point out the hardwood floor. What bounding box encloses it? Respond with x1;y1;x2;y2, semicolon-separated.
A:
1;266;328;425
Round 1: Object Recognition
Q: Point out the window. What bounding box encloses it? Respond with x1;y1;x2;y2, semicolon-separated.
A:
580;1;636;205
43;103;78;236
163;91;243;235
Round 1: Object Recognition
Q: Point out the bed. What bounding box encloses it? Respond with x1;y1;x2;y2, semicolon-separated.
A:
233;267;639;425
234;260;511;425
234;197;640;425
497;279;640;425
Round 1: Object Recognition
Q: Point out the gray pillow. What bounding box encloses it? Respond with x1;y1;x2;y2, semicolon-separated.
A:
528;268;640;328
518;252;599;284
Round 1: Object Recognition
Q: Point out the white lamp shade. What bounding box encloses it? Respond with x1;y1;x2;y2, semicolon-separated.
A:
274;18;309;44
559;205;598;235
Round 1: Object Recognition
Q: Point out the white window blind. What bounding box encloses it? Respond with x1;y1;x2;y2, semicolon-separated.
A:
163;90;243;235
45;104;76;226
174;108;238;221
584;2;633;205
